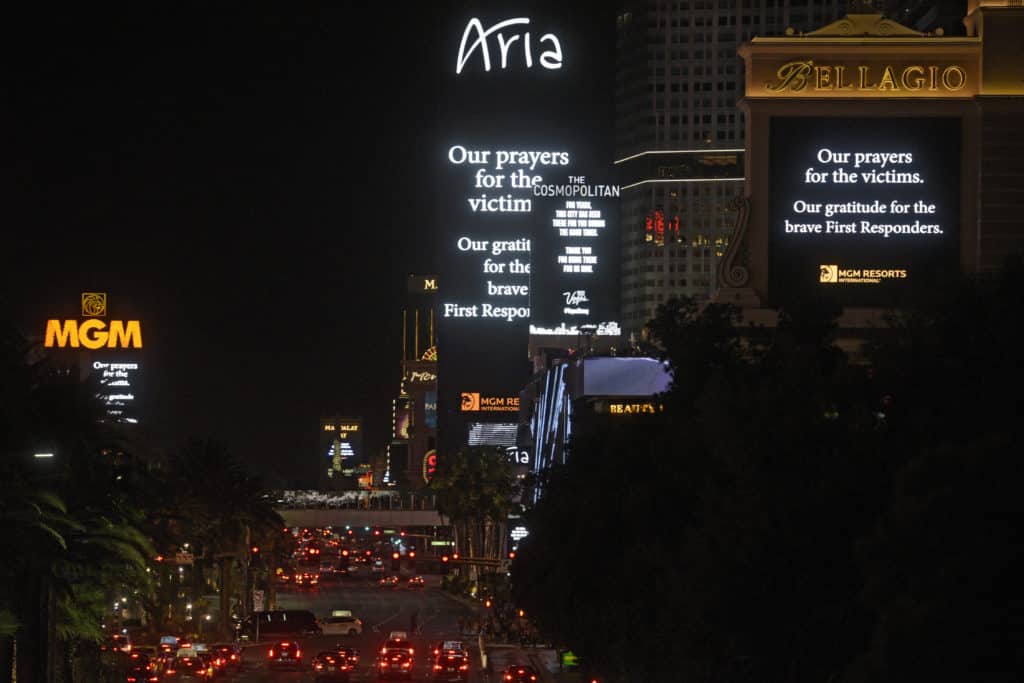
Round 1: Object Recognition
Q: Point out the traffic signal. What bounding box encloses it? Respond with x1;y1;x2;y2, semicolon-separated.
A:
507;551;516;560
408;551;416;572
373;528;381;537
251;546;260;555
484;599;492;609
391;552;400;571
440;555;450;575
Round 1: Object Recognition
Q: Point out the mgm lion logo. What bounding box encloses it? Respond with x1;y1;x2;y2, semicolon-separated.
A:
819;265;838;284
81;292;107;317
460;392;480;411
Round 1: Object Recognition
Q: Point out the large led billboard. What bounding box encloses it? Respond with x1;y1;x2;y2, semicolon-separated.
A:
769;117;961;306
436;4;617;459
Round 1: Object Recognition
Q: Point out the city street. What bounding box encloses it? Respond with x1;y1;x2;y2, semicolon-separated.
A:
232;574;483;682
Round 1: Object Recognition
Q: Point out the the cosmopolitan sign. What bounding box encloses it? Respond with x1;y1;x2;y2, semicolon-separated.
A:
442;144;619;325
456;17;563;74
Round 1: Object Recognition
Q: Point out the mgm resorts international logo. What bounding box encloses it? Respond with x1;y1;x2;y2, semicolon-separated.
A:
820;265;907;285
461;392;520;413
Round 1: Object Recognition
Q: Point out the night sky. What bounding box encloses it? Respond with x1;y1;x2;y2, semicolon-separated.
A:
2;2;615;486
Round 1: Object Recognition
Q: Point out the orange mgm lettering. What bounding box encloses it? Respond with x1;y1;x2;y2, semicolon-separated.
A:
44;319;143;349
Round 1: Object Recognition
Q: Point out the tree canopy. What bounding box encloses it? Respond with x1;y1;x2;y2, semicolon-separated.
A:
513;258;1024;682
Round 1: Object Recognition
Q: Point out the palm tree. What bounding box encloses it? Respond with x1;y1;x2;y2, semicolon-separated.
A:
430;446;518;582
0;321;156;682
157;439;283;637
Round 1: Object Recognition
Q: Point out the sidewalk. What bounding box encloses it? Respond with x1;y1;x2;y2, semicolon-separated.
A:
483;643;565;683
436;590;574;682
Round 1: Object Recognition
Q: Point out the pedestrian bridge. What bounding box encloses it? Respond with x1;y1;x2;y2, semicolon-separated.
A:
269;490;446;528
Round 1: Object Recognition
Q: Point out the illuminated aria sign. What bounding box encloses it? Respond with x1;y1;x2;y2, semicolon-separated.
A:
456;17;563;75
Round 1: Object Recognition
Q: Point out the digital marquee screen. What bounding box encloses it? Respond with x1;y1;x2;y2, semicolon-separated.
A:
436;5;618;461
769;117;961;306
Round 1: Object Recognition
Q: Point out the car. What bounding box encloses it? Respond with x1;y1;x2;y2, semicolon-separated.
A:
196;652;223;678
502;664;539;682
294;571;320;587
312;651;352;682
240;609;322;640
159;635;181;653
377;649;414;680
332;646;359;668
123;652;159;683
371;559;385;573
163;655;212;680
407;576;426;589
133;645;158;660
101;633;132;653
378;575;400;587
380;635;414;656
153;652;177;675
267;640;303;670
431;647;469;682
431;641;465;657
210;643;243;672
322;614;363;636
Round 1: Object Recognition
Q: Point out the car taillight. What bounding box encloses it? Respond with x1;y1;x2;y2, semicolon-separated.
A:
434;664;443;670
127;677;137;682
230;654;237;660
268;649;274;657
149;677;159;682
314;663;323;671
296;650;301;659
505;675;513;681
165;669;175;675
460;663;469;670
531;677;537;681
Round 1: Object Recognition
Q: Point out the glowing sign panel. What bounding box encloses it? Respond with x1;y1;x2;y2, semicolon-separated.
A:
460;392;519;413
769;117;960;306
455;18;563;75
44;319;143;349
